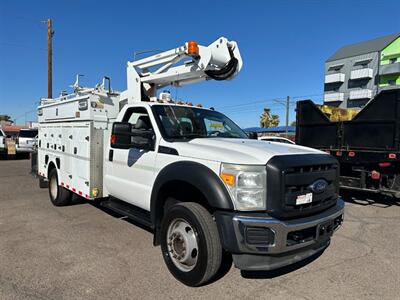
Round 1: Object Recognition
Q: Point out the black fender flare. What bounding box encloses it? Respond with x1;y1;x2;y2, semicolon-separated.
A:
150;161;233;226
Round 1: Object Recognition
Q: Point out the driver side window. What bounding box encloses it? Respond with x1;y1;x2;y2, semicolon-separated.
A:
123;107;153;132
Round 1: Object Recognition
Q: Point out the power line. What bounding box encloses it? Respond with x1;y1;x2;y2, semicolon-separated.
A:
0;42;46;51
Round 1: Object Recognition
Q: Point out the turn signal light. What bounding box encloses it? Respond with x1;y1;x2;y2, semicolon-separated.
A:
91;188;99;198
220;173;235;186
187;41;199;56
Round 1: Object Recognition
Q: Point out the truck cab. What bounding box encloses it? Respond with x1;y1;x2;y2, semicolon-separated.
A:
37;37;344;286
102;100;344;285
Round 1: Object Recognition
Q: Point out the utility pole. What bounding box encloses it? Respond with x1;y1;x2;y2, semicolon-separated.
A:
285;96;290;137
273;96;291;137
47;18;54;99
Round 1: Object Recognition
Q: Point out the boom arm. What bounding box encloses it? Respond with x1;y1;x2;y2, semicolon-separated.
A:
124;37;242;103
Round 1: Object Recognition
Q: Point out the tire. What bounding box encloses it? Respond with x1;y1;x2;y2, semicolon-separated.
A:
160;202;222;287
48;168;72;206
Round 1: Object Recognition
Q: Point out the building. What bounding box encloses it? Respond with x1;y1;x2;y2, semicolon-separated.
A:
324;33;400;108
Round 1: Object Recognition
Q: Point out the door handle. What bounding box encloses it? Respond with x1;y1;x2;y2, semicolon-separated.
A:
109;149;114;161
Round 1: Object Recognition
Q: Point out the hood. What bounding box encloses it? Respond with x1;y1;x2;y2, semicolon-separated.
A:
165;138;325;165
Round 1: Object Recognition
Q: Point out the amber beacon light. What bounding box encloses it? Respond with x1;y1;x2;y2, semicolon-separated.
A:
187;41;199;56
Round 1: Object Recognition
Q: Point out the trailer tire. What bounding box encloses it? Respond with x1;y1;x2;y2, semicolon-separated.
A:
48;168;71;206
160;202;222;287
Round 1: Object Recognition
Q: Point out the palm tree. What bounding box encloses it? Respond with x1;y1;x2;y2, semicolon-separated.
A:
260;108;280;128
270;115;280;127
259;108;271;128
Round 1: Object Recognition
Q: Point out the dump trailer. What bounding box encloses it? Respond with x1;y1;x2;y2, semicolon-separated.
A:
37;37;344;286
296;89;400;198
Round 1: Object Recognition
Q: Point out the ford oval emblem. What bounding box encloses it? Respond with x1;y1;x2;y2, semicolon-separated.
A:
310;179;328;194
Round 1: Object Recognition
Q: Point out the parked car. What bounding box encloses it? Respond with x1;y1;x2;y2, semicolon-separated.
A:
258;136;295;144
16;129;38;153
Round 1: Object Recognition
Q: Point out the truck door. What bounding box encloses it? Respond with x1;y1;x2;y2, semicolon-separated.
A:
105;106;157;211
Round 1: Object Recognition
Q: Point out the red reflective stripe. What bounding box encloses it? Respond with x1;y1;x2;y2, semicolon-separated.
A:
66;184;69;189
61;182;64;186
72;188;76;192
79;191;82;195
85;194;90;199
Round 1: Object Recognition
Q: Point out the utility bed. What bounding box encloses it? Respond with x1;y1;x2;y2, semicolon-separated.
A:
37;86;119;199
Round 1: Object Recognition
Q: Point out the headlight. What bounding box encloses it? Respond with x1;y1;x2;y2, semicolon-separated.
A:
220;163;266;211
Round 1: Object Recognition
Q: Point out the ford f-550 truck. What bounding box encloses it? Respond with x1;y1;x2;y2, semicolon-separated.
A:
37;37;344;286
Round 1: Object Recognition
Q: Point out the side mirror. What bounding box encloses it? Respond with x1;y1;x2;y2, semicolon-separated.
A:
247;132;258;140
111;122;155;150
111;122;132;149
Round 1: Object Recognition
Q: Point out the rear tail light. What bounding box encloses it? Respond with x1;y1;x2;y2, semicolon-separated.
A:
348;151;355;157
371;170;380;180
336;151;342;156
379;162;391;168
388;153;397;159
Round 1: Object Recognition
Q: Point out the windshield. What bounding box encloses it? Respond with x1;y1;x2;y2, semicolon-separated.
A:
19;130;38;138
152;105;248;140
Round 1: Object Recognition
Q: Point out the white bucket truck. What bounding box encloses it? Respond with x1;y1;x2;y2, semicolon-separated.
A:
37;37;344;286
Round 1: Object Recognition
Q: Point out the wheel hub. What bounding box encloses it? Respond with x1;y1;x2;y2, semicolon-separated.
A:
50;175;58;199
167;218;198;272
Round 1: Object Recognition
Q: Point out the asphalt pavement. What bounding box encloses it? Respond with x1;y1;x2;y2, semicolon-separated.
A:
0;159;399;299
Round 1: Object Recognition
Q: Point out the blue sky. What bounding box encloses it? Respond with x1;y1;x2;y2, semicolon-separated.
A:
1;0;399;127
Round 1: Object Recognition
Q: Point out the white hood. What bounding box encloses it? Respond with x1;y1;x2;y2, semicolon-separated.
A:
167;138;325;165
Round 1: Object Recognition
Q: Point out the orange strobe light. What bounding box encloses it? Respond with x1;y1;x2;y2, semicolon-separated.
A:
187;41;199;56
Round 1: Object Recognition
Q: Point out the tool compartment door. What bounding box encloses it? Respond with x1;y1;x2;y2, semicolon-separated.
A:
71;122;91;195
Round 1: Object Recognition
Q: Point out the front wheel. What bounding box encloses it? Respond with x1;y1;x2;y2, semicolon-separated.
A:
160;202;223;287
48;168;72;206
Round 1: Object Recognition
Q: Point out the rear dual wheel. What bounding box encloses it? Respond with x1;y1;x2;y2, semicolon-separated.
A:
48;168;72;206
160;202;226;287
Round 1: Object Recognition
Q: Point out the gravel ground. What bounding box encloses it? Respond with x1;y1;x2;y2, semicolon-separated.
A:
0;159;399;299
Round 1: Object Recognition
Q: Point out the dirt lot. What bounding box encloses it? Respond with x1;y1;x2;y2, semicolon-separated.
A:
0;159;399;299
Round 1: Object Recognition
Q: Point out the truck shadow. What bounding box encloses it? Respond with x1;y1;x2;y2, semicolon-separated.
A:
87;198;234;284
340;190;400;208
0;153;31;160
240;249;325;279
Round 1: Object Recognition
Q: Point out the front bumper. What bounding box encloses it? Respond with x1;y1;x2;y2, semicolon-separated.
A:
215;199;344;271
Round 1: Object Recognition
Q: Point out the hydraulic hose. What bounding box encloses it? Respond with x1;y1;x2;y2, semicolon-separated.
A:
205;48;239;81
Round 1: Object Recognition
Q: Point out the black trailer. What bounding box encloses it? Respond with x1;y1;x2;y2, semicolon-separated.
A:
296;89;400;198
